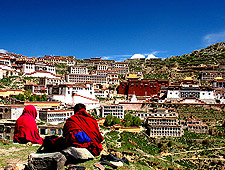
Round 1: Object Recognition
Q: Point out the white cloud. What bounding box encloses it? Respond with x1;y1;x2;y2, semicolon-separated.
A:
0;49;7;53
131;54;145;59
146;54;157;59
203;30;225;46
101;56;110;60
99;50;165;61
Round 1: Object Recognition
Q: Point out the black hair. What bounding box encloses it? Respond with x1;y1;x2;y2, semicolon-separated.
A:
74;103;86;113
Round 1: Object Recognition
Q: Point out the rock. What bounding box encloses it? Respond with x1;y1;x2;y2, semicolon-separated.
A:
4;163;25;170
28;152;67;170
109;161;123;167
66;164;86;170
62;147;94;161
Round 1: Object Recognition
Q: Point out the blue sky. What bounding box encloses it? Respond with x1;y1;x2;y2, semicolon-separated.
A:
0;0;225;61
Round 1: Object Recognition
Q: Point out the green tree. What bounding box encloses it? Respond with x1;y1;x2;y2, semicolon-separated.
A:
133;116;142;126
123;114;134;127
41;94;47;101
24;90;32;101
111;116;121;126
17;94;25;101
36;95;41;101
104;114;113;126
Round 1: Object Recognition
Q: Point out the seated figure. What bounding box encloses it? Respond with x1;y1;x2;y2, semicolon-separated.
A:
13;105;43;144
63;103;103;156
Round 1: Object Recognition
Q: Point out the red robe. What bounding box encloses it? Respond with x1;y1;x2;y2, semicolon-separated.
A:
13;105;43;144
63;108;103;156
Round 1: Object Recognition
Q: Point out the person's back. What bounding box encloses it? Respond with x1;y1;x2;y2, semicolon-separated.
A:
14;105;43;144
63;103;103;156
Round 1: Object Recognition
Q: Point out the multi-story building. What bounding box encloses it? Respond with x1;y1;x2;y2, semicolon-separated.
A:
166;77;215;104
118;79;169;97
47;83;100;109
200;71;225;81
66;74;107;84
40;77;66;86
0;89;25;98
112;62;129;68
68;66;88;74
0;105;28;120
107;72;120;85
76;61;94;67
185;118;209;133
211;77;225;104
101;105;124;119
39;109;73;125
97;64;108;70
38;55;75;66
108;67;129;75
146;108;183;137
0;56;19;78
94;88;110;98
135;112;152;121
212;77;225;88
24;84;48;95
22;62;56;75
202;71;225;81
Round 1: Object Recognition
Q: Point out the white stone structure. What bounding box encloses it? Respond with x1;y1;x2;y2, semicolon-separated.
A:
66;74;107;84
101;105;124;119
68;66;88;74
39;109;74;125
40;77;66;86
146;108;184;137
166;83;215;104
97;64;108;70
0;105;39;120
48;83;97;106
94;88;110;98
22;62;56;75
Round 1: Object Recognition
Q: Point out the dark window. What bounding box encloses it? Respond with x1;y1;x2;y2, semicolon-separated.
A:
40;129;46;135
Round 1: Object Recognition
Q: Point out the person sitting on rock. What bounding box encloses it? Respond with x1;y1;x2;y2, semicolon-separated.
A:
63;103;103;156
13;105;43;144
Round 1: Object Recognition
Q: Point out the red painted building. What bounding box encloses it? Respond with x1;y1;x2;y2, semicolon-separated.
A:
118;79;169;97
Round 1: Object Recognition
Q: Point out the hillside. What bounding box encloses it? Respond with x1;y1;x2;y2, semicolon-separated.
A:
166;42;225;66
140;42;225;82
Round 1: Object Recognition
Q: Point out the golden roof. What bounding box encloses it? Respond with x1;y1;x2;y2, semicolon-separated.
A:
127;74;139;79
184;77;193;81
215;77;224;80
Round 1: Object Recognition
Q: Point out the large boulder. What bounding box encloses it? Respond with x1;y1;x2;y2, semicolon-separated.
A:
62;147;94;164
28;152;67;170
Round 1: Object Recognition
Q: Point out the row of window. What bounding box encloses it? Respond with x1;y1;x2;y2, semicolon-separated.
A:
151;127;181;130
148;119;177;122
150;133;182;137
48;118;66;122
188;126;208;129
47;113;73;117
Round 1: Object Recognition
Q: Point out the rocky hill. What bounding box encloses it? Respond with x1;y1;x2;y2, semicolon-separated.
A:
141;42;225;82
166;42;225;67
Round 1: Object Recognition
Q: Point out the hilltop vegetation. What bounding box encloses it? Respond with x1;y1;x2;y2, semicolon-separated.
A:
127;42;225;82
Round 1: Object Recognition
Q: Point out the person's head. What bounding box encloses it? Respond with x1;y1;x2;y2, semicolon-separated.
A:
74;103;86;114
23;105;38;118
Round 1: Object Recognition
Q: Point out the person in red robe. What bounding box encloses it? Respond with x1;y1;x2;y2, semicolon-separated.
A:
13;105;43;144
63;103;103;156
